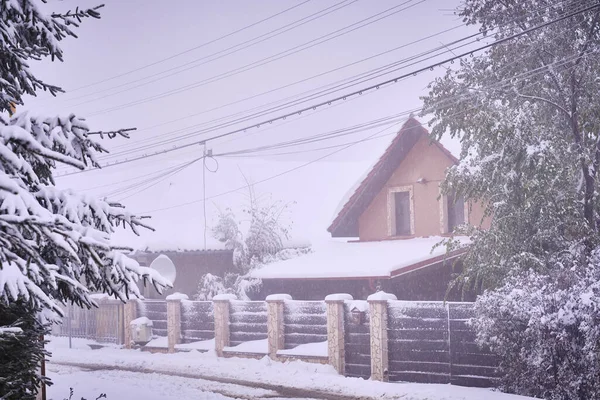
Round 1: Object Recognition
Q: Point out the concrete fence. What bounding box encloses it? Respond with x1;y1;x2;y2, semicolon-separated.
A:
54;292;498;388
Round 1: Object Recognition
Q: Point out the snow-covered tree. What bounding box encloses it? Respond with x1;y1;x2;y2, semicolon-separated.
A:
422;1;600;397
423;0;600;290
199;186;308;300
0;2;170;398
213;183;292;274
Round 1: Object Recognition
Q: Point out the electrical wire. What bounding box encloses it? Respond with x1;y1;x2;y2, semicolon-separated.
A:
47;0;315;95
82;0;589;162
103;45;595;200
106;22;472;152
55;0;586;174
57;0;357;106
83;0;426;117
114;156;207;201
55;3;600;178
100;44;593;205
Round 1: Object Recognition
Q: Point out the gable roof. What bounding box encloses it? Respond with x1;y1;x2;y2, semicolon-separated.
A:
327;117;458;238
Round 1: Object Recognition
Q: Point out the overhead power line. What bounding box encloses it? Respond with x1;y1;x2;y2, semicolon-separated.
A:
82;0;425;116
59;0;357;105
78;0;588;164
85;43;594;203
61;0;314;94
53;0;584;175
98;34;480;160
55;2;600;178
140;53;593;214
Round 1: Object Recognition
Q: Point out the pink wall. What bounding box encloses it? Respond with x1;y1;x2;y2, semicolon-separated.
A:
358;136;489;241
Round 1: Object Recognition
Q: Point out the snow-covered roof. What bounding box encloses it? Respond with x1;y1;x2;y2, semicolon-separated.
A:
251;236;468;280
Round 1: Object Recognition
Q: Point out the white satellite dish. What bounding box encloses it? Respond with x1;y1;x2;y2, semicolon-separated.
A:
149;254;176;285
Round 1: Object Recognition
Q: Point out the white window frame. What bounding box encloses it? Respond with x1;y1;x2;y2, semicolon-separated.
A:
387;185;415;237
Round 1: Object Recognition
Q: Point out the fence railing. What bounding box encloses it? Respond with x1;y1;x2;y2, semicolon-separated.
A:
284;301;327;349
181;300;213;344
229;301;268;347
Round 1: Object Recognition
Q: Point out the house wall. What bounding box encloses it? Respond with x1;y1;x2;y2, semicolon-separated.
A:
358;136;453;241
358;136;490;241
131;250;234;299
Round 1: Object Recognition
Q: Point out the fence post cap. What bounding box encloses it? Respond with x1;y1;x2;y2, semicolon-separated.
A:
166;292;188;301
213;293;237;302
325;293;353;303
265;294;292;302
367;291;397;302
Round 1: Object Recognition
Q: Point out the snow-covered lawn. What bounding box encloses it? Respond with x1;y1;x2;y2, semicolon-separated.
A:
46;336;534;400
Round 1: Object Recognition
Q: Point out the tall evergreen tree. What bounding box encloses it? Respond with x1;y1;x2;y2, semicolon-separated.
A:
0;2;170;398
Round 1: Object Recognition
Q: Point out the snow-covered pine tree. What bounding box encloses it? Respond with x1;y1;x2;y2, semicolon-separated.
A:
422;1;600;397
0;2;170;398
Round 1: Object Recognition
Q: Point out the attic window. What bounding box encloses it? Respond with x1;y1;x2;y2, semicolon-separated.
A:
388;186;414;237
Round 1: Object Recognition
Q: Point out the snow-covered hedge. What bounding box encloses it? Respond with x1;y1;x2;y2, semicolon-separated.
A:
473;255;600;399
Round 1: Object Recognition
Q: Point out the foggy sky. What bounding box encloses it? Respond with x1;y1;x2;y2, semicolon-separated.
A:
21;0;481;245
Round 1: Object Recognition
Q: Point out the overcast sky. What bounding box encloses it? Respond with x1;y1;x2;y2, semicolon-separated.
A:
22;0;483;247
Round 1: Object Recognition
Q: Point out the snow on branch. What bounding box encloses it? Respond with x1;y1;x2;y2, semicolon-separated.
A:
0;111;170;320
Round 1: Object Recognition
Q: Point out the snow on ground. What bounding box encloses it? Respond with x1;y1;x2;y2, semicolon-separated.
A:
175;338;215;351
224;338;268;354
145;336;168;348
277;341;327;357
46;364;278;400
47;336;534;400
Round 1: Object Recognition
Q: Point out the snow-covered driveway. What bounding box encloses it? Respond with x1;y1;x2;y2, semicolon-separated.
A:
46;364;310;400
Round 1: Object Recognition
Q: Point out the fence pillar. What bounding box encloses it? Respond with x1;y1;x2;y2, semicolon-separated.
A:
213;294;236;357
266;294;291;359
123;300;138;349
166;293;187;353
325;294;353;374
368;292;396;382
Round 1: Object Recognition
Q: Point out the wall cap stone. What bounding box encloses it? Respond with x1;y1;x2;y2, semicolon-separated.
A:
325;293;353;302
213;294;237;301
166;292;189;301
367;291;397;302
266;294;292;302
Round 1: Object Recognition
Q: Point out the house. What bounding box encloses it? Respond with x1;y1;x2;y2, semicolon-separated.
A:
253;117;489;301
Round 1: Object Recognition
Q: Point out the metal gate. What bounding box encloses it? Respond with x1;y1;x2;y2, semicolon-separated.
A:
51;300;124;345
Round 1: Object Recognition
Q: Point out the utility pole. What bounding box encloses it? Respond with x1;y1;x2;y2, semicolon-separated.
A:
201;142;213;251
202;143;207;251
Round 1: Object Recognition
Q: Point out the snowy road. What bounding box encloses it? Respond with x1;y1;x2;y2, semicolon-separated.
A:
46;364;322;400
